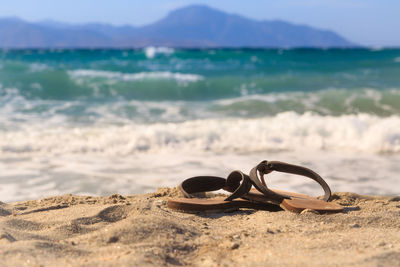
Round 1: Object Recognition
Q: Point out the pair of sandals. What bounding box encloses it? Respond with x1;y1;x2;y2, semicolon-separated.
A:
167;160;343;214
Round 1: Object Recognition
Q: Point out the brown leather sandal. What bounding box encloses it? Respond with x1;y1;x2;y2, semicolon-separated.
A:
167;171;282;213
247;160;343;213
167;161;343;214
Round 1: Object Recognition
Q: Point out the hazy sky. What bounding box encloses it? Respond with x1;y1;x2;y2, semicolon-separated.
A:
0;0;399;47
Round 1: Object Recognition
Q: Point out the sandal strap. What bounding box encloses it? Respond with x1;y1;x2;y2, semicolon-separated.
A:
179;176;226;198
250;160;332;202
224;171;253;201
249;165;289;204
178;171;253;201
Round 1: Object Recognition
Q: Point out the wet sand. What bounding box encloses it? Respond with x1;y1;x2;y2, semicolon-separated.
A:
1;188;399;266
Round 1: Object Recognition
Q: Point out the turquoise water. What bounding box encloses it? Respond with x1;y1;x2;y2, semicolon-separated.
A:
1;48;400;118
1;48;400;201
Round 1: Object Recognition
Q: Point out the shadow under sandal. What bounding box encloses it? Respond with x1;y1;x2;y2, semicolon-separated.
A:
167;171;282;213
247;160;343;213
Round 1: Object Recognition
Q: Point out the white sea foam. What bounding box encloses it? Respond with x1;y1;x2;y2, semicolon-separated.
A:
213;88;400;115
1;112;399;156
68;69;203;83
1;145;400;202
1;111;400;202
1;87;400;201
215;93;292;105
144;46;175;59
29;63;49;72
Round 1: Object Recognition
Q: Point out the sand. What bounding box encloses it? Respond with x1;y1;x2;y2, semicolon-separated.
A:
0;188;399;266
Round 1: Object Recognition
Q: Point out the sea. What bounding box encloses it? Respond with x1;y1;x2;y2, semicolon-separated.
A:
1;47;399;202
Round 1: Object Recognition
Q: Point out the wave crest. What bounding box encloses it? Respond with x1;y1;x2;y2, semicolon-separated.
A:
68;69;203;83
144;46;175;59
1;112;399;156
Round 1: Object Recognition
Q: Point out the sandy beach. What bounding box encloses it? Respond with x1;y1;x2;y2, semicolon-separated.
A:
0;188;399;266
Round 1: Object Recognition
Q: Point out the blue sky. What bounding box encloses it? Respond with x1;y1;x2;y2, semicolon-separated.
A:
0;0;399;47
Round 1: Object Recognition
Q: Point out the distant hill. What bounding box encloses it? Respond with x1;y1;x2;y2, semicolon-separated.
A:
0;5;355;48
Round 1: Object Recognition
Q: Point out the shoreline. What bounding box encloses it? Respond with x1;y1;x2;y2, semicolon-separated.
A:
1;188;399;266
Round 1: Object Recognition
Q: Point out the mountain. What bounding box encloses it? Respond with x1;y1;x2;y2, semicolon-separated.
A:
0;5;355;48
0;17;111;48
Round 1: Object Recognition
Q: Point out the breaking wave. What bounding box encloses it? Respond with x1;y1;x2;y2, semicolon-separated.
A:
144;46;175;59
68;69;203;83
1;112;399;156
